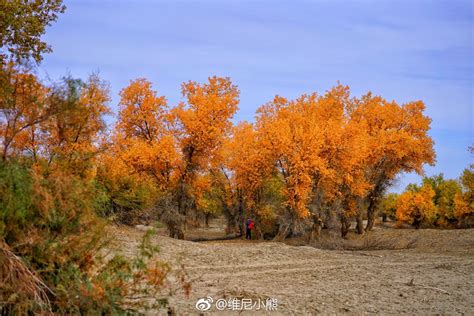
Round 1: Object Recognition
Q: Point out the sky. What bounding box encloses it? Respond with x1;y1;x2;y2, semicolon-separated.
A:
38;0;473;192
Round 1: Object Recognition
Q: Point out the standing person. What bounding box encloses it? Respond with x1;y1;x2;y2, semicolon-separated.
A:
246;219;254;240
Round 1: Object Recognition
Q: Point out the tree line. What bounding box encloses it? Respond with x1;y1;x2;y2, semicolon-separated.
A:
382;167;473;229
3;65;449;239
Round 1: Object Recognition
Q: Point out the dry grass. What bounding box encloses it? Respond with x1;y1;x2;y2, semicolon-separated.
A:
0;241;53;314
343;233;418;251
298;230;418;251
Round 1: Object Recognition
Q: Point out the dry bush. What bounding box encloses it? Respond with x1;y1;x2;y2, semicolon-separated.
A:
345;233;418;251
0;161;172;314
0;241;52;314
155;194;186;239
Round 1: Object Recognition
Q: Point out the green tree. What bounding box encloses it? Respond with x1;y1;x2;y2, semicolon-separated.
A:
422;174;462;223
0;0;65;64
380;193;398;221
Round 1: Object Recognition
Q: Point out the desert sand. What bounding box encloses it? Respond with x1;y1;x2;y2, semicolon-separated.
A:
108;220;474;315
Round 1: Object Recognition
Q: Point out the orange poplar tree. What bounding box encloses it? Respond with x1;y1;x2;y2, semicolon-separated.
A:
104;78;178;226
114;78;178;187
351;93;436;231
396;183;437;227
170;76;239;238
221;121;276;234
255;94;331;238
302;85;371;236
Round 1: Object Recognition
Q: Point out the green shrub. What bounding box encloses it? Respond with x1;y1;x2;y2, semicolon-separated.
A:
0;160;169;314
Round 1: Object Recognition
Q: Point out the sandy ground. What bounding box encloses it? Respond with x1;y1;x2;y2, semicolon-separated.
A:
107;220;474;315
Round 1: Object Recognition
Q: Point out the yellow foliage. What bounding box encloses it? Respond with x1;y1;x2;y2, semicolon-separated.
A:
173;76;239;171
454;192;472;220
114;78;178;189
396;184;437;224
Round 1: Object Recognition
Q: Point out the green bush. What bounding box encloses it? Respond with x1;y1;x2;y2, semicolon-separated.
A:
0;160;169;314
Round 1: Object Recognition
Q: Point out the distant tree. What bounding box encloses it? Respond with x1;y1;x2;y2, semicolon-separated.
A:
454;146;474;224
396;184;437;228
459;168;473;210
421;174;462;224
380;193;398;221
394;154;474;228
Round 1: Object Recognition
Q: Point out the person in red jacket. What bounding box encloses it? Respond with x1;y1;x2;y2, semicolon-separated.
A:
246;219;254;240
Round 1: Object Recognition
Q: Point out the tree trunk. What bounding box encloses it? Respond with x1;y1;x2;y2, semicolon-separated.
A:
340;215;350;238
168;223;185;240
307;220;322;243
365;197;377;231
356;211;364;234
364;175;388;232
325;209;337;231
205;213;210;228
237;194;244;236
273;223;290;241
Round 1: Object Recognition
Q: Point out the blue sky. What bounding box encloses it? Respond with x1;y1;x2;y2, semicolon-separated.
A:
39;0;473;192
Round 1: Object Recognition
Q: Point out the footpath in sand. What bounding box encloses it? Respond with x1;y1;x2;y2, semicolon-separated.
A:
108;223;474;315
